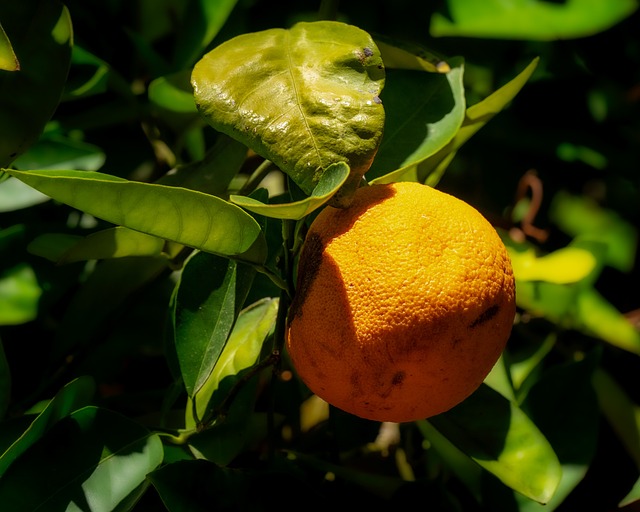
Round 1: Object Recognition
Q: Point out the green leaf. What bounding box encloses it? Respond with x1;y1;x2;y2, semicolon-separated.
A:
417;57;538;186
369;58;466;183
0;0;73;167
27;228;172;264
0;341;9;419
431;0;638;40
374;35;451;73
149;70;198;114
63;45;110;100
192;21;385;206
620;477;640;508
593;369;640;469
0;376;95;477
0;264;42;325
173;251;256;398
173;0;240;68
0;23;19;71
0;176;50;212
549;190;638;273
5;169;267;264
428;384;562;504
12;133;106;171
0;406;163;511
186;299;278;464
515;353;600;511
509;245;599;284
230;161;350;220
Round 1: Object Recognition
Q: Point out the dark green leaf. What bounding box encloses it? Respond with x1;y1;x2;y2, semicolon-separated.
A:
173;251;256;398
5;169;267;264
0;377;95;477
368;59;465;182
0;406;163;511
149;70;198;114
12;133;105;171
186;298;278;464
417;57;538;186
431;0;637;40
63;45;110;100
192;21;385;206
0;0;73;167
428;384;562;504
515;353;600;510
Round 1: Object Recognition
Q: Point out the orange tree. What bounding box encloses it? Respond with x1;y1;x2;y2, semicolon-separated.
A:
0;1;638;510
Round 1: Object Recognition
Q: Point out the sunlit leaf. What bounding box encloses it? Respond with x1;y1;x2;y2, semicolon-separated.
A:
192;21;385;207
230;162;350;220
0;176;50;212
0;406;163;510
369;58;465;183
0;264;42;325
0;23;19;71
0;0;73;167
508;245;599;284
173;251;256;398
0;377;95;477
431;0;638;40
515;353;600;511
186;299;278;465
5;169;267;264
429;384;562;504
417;57;538;186
549;190;637;273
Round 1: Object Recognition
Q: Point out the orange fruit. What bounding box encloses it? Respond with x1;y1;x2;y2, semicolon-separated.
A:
286;181;516;423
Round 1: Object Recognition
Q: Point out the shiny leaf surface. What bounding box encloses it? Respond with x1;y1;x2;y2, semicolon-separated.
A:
173;251;256;398
192;21;385;206
429;384;562;504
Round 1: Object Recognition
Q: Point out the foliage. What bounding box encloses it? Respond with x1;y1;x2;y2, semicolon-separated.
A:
0;0;639;510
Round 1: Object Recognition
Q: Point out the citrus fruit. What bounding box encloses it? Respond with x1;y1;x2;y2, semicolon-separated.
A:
286;181;516;423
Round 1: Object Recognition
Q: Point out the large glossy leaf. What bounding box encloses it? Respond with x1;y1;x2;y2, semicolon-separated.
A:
368;59;465;182
0;377;95;477
0;263;42;325
173;251;256;398
431;0;637;40
230;162;350;220
192;21;385;207
5;169;267;264
0;0;73;167
416;57;538;186
428;384;562;504
0;406;163;511
187;298;278;464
